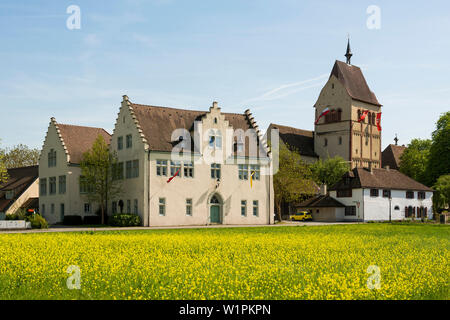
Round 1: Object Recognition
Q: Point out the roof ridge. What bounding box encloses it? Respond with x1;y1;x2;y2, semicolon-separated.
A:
270;123;314;133
57;122;111;134
131;103;246;116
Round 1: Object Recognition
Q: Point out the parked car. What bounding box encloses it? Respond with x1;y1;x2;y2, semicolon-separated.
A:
289;211;312;221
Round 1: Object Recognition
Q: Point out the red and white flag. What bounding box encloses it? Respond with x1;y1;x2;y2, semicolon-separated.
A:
358;110;369;122
315;107;330;125
167;169;180;183
376;112;382;131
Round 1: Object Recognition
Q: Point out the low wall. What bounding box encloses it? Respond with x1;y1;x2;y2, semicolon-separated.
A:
0;220;32;230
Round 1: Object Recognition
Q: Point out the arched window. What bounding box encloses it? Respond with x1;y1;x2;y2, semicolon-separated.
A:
210;195;220;204
337;109;342;121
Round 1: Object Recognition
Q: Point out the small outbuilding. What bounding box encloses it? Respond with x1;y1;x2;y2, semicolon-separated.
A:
295;194;346;222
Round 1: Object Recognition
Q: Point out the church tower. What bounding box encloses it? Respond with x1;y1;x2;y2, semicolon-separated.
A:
313;40;382;169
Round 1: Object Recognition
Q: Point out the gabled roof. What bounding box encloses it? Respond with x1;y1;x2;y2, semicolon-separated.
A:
129;103;264;156
268;123;318;158
53;120;111;164
296;195;345;208
330;60;381;106
0;166;38;212
381;144;406;170
330;167;433;192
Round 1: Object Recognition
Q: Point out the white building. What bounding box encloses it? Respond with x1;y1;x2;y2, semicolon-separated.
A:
109;96;274;227
39;118;111;224
324;167;433;221
0;166;39;219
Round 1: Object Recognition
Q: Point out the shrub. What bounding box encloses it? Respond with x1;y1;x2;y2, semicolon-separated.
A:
83;215;101;225
5;213;19;220
110;213;141;227
63;215;83;225
26;214;48;229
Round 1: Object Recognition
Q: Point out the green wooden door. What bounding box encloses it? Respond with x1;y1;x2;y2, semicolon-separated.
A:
210;205;220;223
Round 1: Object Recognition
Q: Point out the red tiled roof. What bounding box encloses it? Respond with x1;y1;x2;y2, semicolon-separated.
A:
268;123;318;158
56;123;111;164
131;103;262;156
382;144;406;170
296;195;345;208
330;60;381;106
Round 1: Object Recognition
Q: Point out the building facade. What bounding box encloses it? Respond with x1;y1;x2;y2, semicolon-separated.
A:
109;96;274;227
38;118;111;224
329;167;433;221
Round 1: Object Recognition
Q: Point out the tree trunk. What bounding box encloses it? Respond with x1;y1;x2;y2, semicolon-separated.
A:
276;201;282;222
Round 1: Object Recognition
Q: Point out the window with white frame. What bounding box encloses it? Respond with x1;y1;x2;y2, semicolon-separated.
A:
58;175;66;194
48;149;56;167
186;198;192;216
126;134;132;148
133;199;138;215
241;200;247;216
184;162;194;178
40;178;47;196
208;130;222;149
117;136;123;150
211;163;221;179
250;165;260;181
238;164;249;180
49;177;56;195
170;161;182;177
159;198;166;216
253;200;259;216
156;160;168;176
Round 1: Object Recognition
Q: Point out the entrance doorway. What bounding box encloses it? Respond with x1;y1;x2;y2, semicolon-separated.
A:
209;194;222;224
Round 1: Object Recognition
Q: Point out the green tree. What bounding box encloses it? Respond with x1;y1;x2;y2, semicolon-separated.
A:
310;156;350;188
80;135;123;224
0;147;7;184
0;144;40;169
427;111;450;186
273;144;316;221
433;174;450;212
399;139;432;185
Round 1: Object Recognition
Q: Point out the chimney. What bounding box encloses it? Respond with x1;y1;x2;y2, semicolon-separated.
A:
320;184;327;196
368;162;373;174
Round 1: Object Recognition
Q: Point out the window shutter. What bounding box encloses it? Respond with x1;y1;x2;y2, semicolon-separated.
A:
405;206;408;217
425;207;427;218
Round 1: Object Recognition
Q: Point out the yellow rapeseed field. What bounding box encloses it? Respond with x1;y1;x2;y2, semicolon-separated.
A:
0;224;448;300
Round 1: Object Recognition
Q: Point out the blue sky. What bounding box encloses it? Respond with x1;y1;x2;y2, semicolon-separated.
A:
0;0;449;150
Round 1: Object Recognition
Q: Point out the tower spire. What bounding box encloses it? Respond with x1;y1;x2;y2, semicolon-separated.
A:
345;36;353;65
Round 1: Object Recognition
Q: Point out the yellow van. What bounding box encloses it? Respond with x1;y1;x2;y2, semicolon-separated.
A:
289;211;312;221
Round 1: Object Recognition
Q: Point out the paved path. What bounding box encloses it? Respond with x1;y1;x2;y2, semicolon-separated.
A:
0;221;362;234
